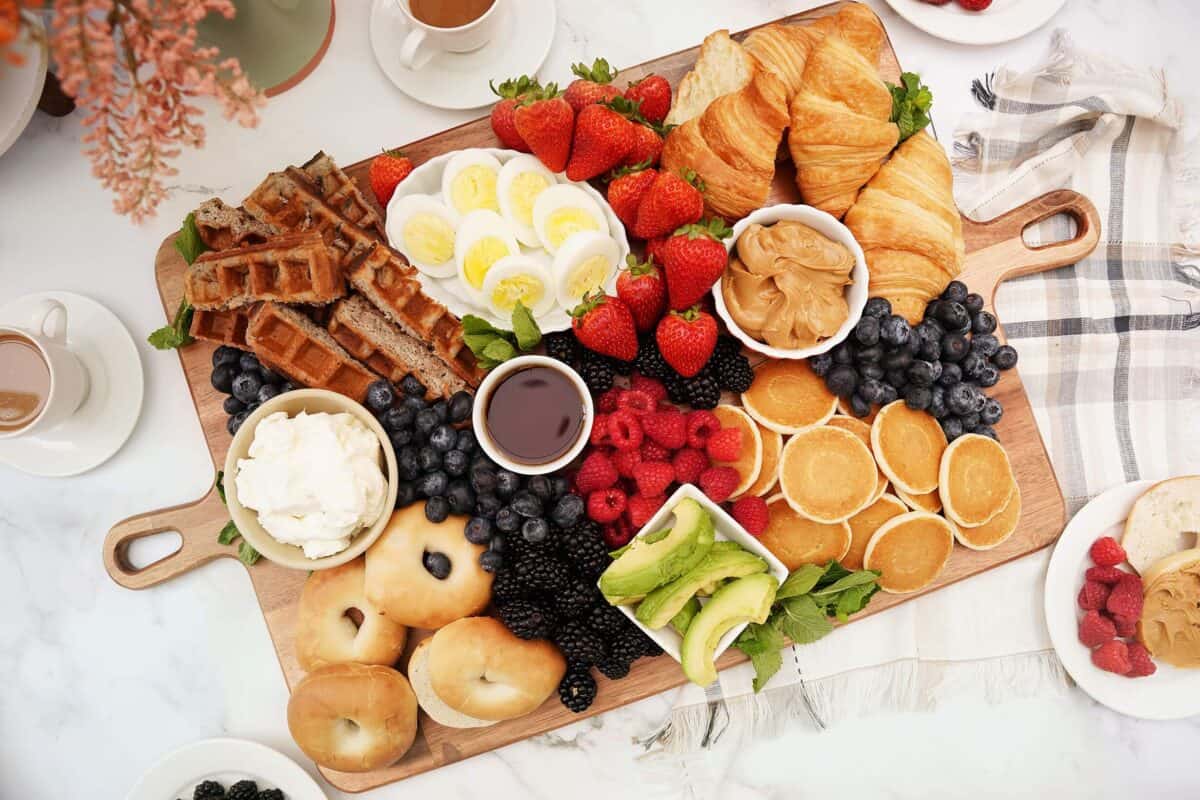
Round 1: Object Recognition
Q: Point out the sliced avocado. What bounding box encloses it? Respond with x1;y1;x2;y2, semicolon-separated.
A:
636;546;769;629
681;573;779;686
599;498;715;601
696;578;729;597
670;597;702;636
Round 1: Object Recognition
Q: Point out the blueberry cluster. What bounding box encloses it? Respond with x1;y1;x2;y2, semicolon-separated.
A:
186;779;283;800
210;346;297;435
810;281;1019;441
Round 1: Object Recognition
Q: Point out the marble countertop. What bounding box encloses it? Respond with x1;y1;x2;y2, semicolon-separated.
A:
2;0;1199;797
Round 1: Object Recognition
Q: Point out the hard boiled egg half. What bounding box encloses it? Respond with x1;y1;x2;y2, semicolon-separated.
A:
533;184;607;255
482;255;555;319
553;231;620;310
389;194;458;277
441;150;502;215
455;210;520;306
497;155;556;248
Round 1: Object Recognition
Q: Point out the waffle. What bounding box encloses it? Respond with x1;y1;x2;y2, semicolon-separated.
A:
193;198;278;251
189;306;255;348
301;151;387;240
246;302;378;402
184;232;344;311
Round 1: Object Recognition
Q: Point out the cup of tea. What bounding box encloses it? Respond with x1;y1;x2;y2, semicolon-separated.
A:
0;299;89;439
395;0;504;70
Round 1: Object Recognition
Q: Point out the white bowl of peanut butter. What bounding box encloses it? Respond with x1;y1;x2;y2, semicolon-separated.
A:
715;204;868;361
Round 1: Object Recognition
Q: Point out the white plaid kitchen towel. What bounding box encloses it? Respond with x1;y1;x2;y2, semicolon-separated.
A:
650;31;1200;753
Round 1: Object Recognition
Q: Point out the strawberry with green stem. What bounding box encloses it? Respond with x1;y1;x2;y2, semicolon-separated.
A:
616;253;667;333
570;291;639;361
656;305;718;378
489;75;541;152
368;149;414;206
514;83;576;173
660;217;732;310
564;58;621;112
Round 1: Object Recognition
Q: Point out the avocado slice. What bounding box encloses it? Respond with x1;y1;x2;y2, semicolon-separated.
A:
599;498;715;601
670;597;702;636
636;546;769;629
681;573;779;686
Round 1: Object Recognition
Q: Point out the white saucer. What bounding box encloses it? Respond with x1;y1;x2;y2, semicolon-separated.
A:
0;291;144;477
369;0;556;110
125;737;326;800
882;0;1066;46
0;14;48;158
1044;478;1200;720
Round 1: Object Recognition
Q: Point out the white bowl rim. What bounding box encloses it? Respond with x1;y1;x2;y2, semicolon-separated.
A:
714;203;869;360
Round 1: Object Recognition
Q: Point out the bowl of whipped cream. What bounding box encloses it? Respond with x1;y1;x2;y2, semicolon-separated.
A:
224;389;399;571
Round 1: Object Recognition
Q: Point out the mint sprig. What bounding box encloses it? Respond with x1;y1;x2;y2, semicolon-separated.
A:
149;213;209;350
213;469;261;565
462;301;543;371
887;71;933;142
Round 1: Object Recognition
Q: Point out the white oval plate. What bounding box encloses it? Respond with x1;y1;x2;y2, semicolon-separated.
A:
1044;478;1200;720
0;14;47;158
882;0;1066;46
387;147;629;332
125;738;326;800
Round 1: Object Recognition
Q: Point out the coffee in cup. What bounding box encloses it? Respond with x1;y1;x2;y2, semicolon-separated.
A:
0;332;50;433
396;0;505;70
0;299;90;440
408;0;494;28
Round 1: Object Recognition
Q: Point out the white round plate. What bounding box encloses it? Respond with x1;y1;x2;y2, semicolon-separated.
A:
882;0;1066;46
1044;478;1200;720
0;291;144;477
0;14;48;158
388;147;629;332
126;737;326;800
369;0;556;110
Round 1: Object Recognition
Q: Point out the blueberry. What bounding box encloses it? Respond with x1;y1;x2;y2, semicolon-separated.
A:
941;280;968;303
511;490;543;518
961;351;988;381
415;408;439;436
223;396;246;415
259;366;283;385
444;449;469;477
487;534;506;555
232;371;263;404
940;416;965;441
479;549;504;573
394;480;417;508
860;363;885;381
855;344;884;364
940;333;970;362
495;507;520;532
213;346;241;368
398;446;421;481
448;391;473;423
418;447;442;472
963;293;985;315
848;392;872;417
946;383;976;416
929;385;948;418
976;425;998;441
431;400;449;423
917;334;941;362
470;465;498;494
823;364;857;398
417;470;448;498
446;480;476;515
423;549;451;577
854;316;880;346
832;342;856;365
257;383;281;404
521;517;550;543
211;364;236;394
884;368;908;389
879;315;912;348
244;401;260;415
903;384;932;411
863;297;892;319
402;394;427;412
972;310;998;335
495;470;521;499
525;475;553;501
980;398;1003;425
472;453;496;471
907;360;941;387
389;429;413;450
364;380;395;412
381;406;414;433
808;353;834;377
550;476;571;499
904;332;922;356
879;383;899;406
936;301;970;332
430;424;457;452
238;352;261;374
401;374;427;397
858;377;887;405
227;411;249;436
959;411;981;432
937;362;963;387
992;345;1019;370
882;348;913;371
924;299;945;322
551;493;585;528
474;493;502;520
979;365;1001;387
465;516;494;545
455;429;478;454
971;333;1000;358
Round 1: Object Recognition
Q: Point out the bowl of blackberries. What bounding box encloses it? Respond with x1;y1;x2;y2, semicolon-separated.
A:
209;346;299;436
808;280;1019;441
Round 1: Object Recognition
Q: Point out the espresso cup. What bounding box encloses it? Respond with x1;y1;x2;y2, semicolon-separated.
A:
0;299;89;439
395;0;505;71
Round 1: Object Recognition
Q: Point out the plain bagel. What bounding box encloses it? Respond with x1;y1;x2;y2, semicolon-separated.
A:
286;662;418;773
295;557;407;671
364;504;492;629
407;638;495;729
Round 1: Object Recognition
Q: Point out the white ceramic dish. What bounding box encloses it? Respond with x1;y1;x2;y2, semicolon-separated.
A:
1044;478;1200;720
882;0;1066;46
472;355;593;476
714;203;868;361
608;484;789;668
387;147;629;332
125;737;326;800
0;14;47;159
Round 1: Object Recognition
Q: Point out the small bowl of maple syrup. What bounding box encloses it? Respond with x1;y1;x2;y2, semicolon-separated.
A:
473;355;593;476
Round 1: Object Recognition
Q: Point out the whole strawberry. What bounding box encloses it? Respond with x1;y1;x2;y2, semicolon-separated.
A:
624;74;672;125
616;254;667;333
660;218;733;310
632;169;705;240
565;102;635;182
955;0;992;9
489;75;539;152
571;291;639;361
656;306;717;378
606;166;657;230
644;235;669;266
624;123;664;167
514;83;575;173
564;58;622;112
369;149;414;206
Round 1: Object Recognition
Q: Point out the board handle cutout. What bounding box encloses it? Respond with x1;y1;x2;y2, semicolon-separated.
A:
103;489;234;590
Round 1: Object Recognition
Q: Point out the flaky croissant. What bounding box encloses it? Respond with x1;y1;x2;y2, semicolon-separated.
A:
843;131;966;324
742;17;835;102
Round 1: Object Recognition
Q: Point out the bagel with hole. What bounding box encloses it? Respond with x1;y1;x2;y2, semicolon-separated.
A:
287;662;418;772
365;504;492;629
295;557;407;672
407;638;495;728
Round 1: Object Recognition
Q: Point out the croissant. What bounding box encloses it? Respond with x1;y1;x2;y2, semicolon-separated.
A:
742;18;835;102
843;131;966;323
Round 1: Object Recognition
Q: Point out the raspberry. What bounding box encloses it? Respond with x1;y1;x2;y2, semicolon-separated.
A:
607;410;644;451
955;0;992;9
587;487;627;524
1089;536;1126;568
596;387;621;413
590;413;610;446
1091;640;1131;675
698;466;740;503
705;428;743;463
641;440;671;462
612;448;643;480
602;517;634;549
1085;565;1126;585
627;493;666;528
1077;610;1116;648
672;447;709;485
631;374;667;405
731;495;769;536
1127;642;1157;677
633;461;675;497
642;407;687;450
1105;572;1144;619
617;389;655;416
1112;613;1138;638
686;410;721;448
576;450;618;494
1076;580;1111;611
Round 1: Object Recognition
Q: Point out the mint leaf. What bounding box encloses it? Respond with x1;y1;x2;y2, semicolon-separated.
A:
173;212;209;265
238;540;261;566
810;569;881;597
832;583;879;622
215;470;226;505
814;561;852;589
775;564;828;601
887;71;933;142
148;296;194;351
482;337;517;362
511;302;542;351
462;314;506;336
217;520;240;545
735;622;785;692
772;595;834;644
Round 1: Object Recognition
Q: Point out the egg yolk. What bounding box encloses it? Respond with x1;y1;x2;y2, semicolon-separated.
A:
490;274;545;312
565;255;612;300
509;172;551;225
450;165;499;213
463;236;511;289
402;213;455;265
545;208;600;250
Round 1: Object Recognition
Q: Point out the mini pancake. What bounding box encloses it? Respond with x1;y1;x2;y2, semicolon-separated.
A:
711;404;763;498
895;485;942;514
741;358;837;434
844;493;907;570
837;395;879;424
870;401;947;495
954;484;1021;551
827;416;889;502
761;494;851;569
779;426;877;523
938;433;1015;528
743;422;783;497
864;511;956;594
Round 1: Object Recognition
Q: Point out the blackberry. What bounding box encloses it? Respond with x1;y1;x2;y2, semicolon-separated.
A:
544;330;580;364
515;555;568;592
608;355;634;376
713;334;741;360
597;656;631;680
553;621;606;665
226;781;258;800
557;520;611;581
558;664;598;713
587;603;629;638
682;373;721;409
499;599;556;640
605;629;645;665
665;375;688;404
193;782;225;800
711;350;754;394
578;353;614;394
634;335;672;379
490;567;528;604
554;578;599;620
257;792;285;800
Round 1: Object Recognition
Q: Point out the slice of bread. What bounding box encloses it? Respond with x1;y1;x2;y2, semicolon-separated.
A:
1123;476;1200;574
407;639;495;729
663;30;754;127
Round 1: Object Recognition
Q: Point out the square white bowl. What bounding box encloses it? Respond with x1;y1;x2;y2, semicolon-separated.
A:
606;483;789;667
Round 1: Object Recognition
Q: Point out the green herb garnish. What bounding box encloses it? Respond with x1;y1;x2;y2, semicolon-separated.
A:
462;302;544;370
238;540;261;566
148;213;208;350
217;520;240;545
887;71;933;142
215;470;226;505
173;212;209;265
217;514;261;567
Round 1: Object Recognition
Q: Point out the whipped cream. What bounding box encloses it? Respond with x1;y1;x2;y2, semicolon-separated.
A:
235;410;387;559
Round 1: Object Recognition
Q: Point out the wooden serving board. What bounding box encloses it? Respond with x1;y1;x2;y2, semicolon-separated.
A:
104;2;1100;792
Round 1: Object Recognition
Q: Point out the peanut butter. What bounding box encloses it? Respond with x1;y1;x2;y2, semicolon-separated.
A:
1139;556;1200;669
